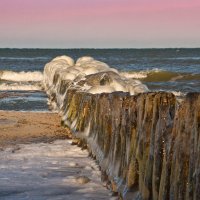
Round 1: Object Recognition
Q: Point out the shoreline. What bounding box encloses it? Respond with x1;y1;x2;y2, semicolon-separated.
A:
0;110;71;149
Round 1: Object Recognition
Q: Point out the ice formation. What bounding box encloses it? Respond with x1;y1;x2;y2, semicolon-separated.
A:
43;56;149;96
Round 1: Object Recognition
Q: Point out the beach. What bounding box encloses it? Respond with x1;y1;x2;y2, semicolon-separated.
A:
0;50;199;199
0;110;114;200
0;111;69;149
0;0;199;199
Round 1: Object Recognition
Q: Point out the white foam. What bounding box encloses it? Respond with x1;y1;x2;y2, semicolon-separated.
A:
171;91;185;97
0;82;42;91
149;68;163;73
0;71;43;82
120;71;148;79
120;68;166;80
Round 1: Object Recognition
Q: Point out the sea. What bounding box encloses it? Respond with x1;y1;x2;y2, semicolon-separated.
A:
0;48;200;111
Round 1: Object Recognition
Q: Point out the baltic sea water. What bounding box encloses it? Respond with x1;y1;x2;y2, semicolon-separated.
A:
0;48;200;111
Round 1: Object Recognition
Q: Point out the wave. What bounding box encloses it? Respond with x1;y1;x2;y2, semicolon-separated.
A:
167;57;200;60
120;71;148;79
121;69;200;82
0;70;43;82
0;82;42;91
0;56;50;61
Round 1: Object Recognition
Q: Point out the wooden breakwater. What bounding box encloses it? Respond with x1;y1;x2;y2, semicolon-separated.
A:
44;56;200;200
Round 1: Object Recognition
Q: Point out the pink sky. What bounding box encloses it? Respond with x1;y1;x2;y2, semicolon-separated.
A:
0;0;200;48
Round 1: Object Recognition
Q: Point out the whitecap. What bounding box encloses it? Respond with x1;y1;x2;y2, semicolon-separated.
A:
0;70;43;82
0;82;42;91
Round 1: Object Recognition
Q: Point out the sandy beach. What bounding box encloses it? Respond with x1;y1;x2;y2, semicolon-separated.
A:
0;111;112;199
0;111;70;149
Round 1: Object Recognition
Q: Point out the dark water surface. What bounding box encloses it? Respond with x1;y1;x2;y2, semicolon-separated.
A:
0;48;200;111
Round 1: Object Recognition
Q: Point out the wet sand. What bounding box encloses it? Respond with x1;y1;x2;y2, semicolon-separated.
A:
0;111;70;149
0;111;112;199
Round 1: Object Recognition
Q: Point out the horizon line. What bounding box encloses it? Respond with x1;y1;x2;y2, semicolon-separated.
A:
0;47;200;50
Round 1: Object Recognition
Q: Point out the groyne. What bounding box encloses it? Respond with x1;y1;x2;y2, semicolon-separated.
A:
44;56;200;200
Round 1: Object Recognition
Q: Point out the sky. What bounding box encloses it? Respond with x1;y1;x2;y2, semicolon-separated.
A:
0;0;200;48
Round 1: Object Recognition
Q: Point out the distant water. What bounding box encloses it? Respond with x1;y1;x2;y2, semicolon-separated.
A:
0;48;200;111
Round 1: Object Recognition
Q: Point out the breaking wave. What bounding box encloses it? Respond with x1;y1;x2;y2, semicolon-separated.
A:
0;70;43;91
0;82;42;91
0;70;43;82
121;69;200;82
